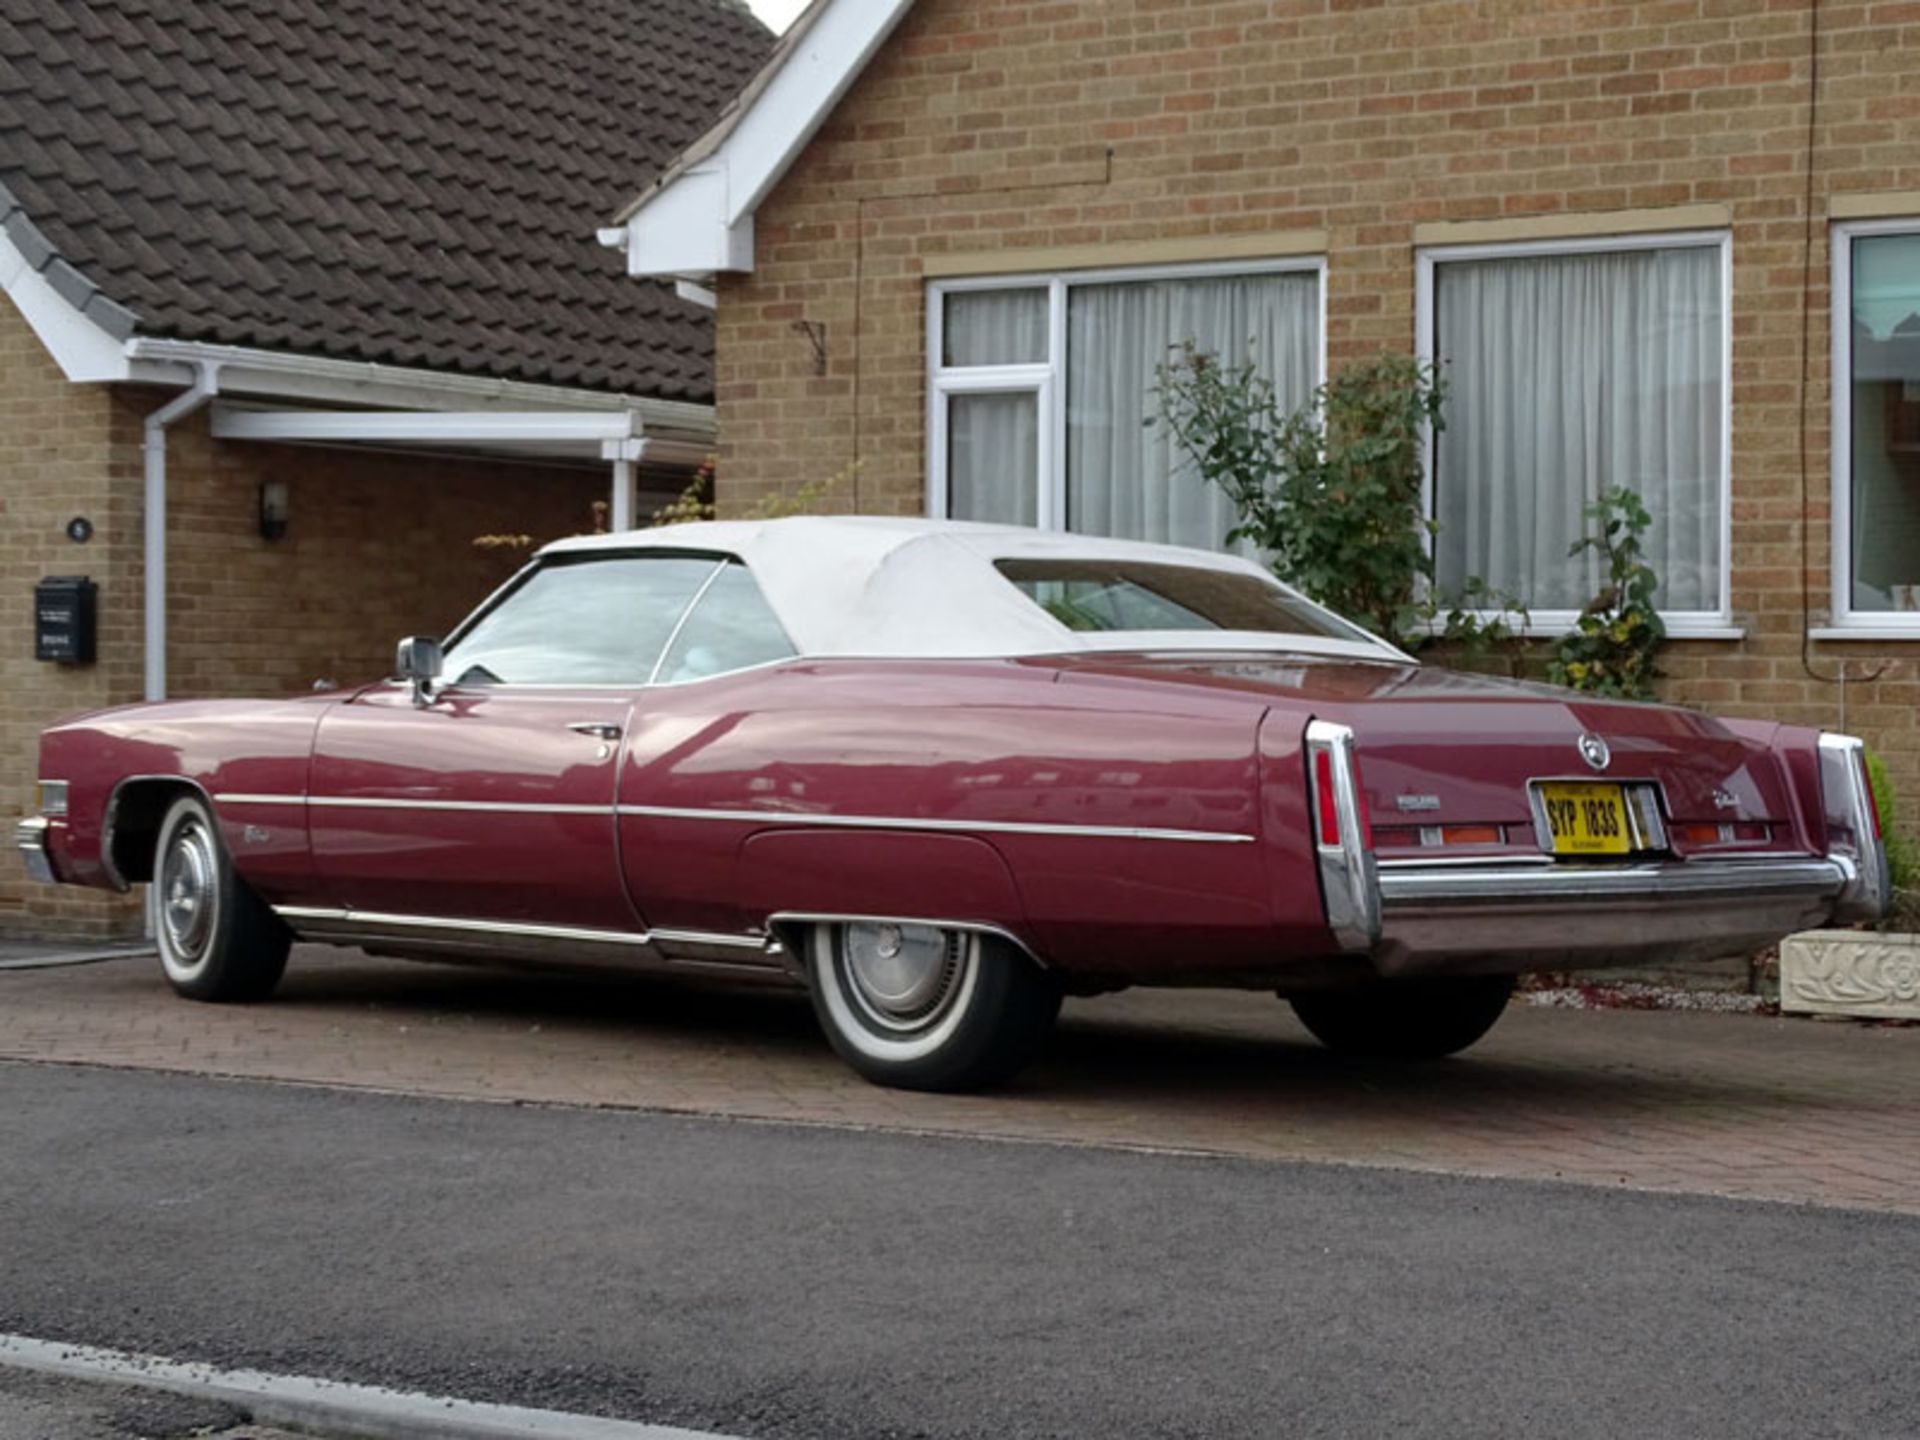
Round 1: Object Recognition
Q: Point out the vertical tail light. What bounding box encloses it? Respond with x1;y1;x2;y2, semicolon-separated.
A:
1818;732;1890;923
1305;719;1380;953
1313;748;1341;848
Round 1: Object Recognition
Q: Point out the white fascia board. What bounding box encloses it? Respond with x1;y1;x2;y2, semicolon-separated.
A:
0;227;132;382
623;168;754;280
210;406;641;446
618;0;919;280
127;337;716;441
724;0;919;224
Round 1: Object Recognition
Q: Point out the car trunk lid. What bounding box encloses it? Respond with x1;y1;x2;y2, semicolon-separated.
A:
1041;653;1803;853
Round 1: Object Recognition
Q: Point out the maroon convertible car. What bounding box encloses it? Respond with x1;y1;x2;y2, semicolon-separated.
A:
20;517;1891;1090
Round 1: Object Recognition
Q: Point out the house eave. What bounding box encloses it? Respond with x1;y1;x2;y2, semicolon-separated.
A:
604;0;919;281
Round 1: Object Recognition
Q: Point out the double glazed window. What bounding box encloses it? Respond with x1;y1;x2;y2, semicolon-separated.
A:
929;262;1323;553
1420;234;1731;630
442;555;794;687
1832;222;1920;631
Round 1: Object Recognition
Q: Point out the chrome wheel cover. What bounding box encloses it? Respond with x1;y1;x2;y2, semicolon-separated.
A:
839;922;964;1033
816;923;982;1063
158;814;218;976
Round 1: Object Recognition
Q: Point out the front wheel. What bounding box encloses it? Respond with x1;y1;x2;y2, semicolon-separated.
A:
1289;975;1514;1060
153;795;291;1003
807;922;1061;1092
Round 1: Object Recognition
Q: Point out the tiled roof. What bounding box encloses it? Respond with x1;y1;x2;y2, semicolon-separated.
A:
0;0;772;400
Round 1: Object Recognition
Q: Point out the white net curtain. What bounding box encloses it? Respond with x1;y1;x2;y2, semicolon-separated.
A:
1065;273;1318;551
1431;243;1725;614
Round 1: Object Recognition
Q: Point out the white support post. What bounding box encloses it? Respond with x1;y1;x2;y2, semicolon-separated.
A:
610;458;635;532
602;436;650;532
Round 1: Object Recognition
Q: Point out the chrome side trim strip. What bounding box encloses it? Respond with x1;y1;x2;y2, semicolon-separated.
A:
272;906;783;961
218;795;614;816
616;805;1256;844
1378;856;1846;908
221;796;1255;841
273;907;657;946
647;927;773;952
764;911;1046;968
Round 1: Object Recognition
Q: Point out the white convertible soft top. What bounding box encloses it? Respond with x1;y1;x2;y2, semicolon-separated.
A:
538;516;1404;663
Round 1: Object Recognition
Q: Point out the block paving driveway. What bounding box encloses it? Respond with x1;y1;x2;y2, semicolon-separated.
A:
2;947;1916;1215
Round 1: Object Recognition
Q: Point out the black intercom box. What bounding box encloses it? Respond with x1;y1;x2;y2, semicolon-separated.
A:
34;575;96;665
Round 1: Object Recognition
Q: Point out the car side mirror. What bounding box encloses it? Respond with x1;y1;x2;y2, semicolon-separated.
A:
395;635;443;707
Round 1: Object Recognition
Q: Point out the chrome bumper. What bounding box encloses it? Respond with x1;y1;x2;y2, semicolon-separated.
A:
1369;855;1851;976
15;816;56;885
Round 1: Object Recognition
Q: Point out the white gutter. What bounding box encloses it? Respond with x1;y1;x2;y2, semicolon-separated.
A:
142;363;219;702
124;337;716;441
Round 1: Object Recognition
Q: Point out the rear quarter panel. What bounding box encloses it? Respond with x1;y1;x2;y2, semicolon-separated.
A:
618;659;1292;976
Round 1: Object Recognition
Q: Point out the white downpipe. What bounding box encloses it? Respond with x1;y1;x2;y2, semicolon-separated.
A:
142;364;220;702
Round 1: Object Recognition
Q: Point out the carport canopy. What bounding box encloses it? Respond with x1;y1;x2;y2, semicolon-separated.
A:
207;402;713;530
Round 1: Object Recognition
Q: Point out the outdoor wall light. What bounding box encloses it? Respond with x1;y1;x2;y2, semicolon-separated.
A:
258;480;290;541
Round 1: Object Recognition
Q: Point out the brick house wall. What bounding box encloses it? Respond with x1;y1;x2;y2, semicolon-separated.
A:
1;294;612;935
712;0;1920;838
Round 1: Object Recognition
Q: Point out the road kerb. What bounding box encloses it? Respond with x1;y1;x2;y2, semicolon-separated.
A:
0;1333;747;1440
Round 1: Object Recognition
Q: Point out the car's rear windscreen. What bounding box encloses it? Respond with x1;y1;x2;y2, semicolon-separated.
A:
993;559;1367;640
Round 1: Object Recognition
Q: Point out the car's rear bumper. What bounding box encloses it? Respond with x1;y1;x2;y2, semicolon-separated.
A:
16;816;57;885
1369;854;1855;976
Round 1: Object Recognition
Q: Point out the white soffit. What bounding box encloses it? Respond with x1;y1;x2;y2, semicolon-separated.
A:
604;0;920;282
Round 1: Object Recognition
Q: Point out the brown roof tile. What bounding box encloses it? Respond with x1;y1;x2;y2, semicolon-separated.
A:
0;0;772;399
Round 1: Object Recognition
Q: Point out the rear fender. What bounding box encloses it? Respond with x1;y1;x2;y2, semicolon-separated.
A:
735;830;1039;963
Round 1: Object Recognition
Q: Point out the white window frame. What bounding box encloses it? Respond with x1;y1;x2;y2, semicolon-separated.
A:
1415;230;1738;639
926;257;1328;534
1826;217;1920;640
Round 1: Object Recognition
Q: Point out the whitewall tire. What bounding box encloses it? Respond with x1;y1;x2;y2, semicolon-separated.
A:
807;922;1060;1092
153;795;291;1003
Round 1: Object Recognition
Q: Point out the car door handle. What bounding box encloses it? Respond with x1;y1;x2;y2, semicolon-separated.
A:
566;721;624;742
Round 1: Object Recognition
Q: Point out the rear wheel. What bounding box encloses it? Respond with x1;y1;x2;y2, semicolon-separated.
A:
807;922;1061;1092
153;795;290;1003
1289;975;1513;1060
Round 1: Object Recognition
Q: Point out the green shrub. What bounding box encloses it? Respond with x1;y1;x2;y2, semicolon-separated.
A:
1150;346;1524;658
1546;488;1667;701
1865;750;1918;910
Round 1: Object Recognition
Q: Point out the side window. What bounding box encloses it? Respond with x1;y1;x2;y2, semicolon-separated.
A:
655;562;796;683
443;556;719;686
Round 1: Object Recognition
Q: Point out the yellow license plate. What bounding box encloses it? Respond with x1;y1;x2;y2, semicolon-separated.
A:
1537;782;1633;856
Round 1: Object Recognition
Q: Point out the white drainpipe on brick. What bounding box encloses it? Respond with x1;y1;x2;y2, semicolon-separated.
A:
141;363;220;702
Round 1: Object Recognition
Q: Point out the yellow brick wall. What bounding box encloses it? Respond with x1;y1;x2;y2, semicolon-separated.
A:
0;295;144;936
0;291;616;936
715;0;1920;833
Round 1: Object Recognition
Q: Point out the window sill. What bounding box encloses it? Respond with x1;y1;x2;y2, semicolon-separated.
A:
1422;613;1745;642
1808;625;1920;643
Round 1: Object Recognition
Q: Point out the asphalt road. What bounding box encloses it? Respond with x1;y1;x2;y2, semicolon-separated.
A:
1;1062;1915;1440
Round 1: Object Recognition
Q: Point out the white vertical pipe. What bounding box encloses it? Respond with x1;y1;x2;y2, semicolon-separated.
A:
141;365;219;702
610;456;635;532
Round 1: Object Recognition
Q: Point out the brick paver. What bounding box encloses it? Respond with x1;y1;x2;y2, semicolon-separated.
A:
2;947;1916;1214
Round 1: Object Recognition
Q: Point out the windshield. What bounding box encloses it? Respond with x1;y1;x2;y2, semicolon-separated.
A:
439;554;795;687
993;558;1374;644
